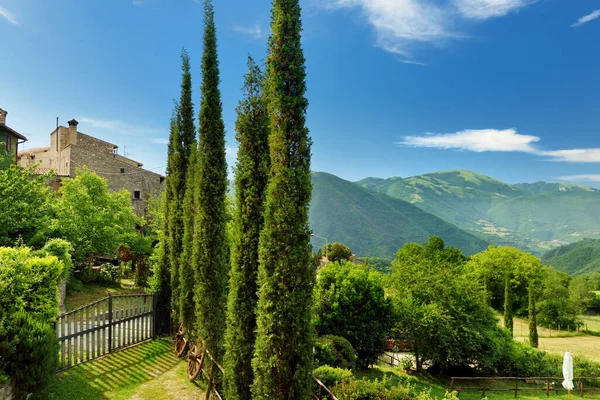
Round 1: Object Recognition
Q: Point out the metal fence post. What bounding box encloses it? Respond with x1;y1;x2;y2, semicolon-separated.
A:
108;294;113;353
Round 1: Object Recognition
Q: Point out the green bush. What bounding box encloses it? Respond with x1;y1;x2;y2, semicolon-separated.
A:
313;262;394;369
315;335;358;370
66;278;84;294
313;365;354;389
0;246;63;323
99;263;120;283
0;311;59;398
40;238;73;281
332;378;412;400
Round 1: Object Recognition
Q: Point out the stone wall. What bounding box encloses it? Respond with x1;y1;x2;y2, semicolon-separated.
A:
69;133;164;216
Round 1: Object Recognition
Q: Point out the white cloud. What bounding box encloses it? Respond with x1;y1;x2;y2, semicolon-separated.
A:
132;0;145;6
572;10;600;28
543;149;600;163
399;128;541;152
232;24;264;40
453;0;535;21
318;0;535;59
558;174;600;183
79;117;163;137
150;138;169;145
0;6;19;26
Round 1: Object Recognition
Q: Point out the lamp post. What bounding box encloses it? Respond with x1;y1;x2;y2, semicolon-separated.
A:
310;233;328;259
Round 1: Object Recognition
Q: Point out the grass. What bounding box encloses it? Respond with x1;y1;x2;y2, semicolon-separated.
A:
48;339;207;399
359;366;599;399
65;279;145;312
579;315;600;333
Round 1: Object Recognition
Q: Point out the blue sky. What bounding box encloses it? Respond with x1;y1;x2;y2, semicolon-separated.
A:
1;0;600;186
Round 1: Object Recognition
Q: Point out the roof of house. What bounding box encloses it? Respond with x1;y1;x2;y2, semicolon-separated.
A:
0;124;28;141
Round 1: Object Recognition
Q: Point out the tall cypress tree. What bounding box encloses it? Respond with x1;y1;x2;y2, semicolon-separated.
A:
170;49;196;322
179;145;198;331
193;0;228;367
528;281;539;348
223;56;270;400
504;272;514;337
251;0;314;398
155;106;179;335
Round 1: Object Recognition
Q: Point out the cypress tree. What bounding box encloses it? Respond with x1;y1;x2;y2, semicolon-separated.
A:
192;0;228;368
179;145;198;331
155;106;179;335
223;56;270;400
528;281;539;348
251;0;314;398
504;272;513;336
170;49;196;322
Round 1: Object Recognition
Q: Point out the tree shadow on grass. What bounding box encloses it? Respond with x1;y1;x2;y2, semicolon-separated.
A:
48;339;178;399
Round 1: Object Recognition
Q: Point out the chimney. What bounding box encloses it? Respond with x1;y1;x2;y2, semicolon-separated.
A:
68;119;79;144
0;109;6;125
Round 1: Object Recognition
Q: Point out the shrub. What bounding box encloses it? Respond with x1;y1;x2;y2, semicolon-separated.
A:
313;366;354;389
332;378;412;400
99;263;121;283
0;246;63;323
315;335;358;370
40;238;73;281
0;311;59;398
66;278;84;294
313;262;394;369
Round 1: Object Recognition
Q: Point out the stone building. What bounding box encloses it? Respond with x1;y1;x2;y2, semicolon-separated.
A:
18;119;164;215
0;108;28;162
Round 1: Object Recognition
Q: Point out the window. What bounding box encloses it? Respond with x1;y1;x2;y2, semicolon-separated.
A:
3;134;11;151
133;190;141;200
120;168;125;174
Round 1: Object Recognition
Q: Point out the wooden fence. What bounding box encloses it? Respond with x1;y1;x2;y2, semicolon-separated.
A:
55;293;155;371
450;377;600;398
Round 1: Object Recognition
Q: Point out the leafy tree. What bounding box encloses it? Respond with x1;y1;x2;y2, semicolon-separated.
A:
251;0;314;397
467;246;543;316
569;276;593;316
327;242;353;263
529;281;539;348
223;56;270;400
313;261;393;369
390;237;499;373
192;0;228;375
0;165;51;246
51;168;136;262
0;140;13;170
537;270;576;330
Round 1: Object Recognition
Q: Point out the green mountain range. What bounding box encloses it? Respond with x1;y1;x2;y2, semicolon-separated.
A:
356;170;600;255
542;239;600;275
309;172;489;259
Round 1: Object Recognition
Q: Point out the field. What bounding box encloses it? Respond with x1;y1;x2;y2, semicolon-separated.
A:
65;279;145;312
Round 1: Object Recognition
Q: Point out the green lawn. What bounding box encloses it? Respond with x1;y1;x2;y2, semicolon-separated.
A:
48;339;207;399
359;366;599;399
65;279;145;312
579;315;600;333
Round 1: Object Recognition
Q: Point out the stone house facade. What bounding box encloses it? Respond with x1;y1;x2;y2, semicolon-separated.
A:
18;119;164;216
0;108;28;162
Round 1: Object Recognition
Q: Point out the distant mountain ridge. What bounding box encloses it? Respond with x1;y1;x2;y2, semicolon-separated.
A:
356;170;600;255
309;172;489;259
542;239;600;275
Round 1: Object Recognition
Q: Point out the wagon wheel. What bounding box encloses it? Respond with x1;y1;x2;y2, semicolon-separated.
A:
187;342;205;381
175;336;189;357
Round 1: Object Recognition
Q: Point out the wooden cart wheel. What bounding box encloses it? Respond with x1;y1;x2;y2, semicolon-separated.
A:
175;336;189;358
187;343;205;381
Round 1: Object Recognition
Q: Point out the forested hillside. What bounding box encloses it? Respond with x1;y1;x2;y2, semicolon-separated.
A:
542;238;600;275
357;170;600;254
309;172;489;258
